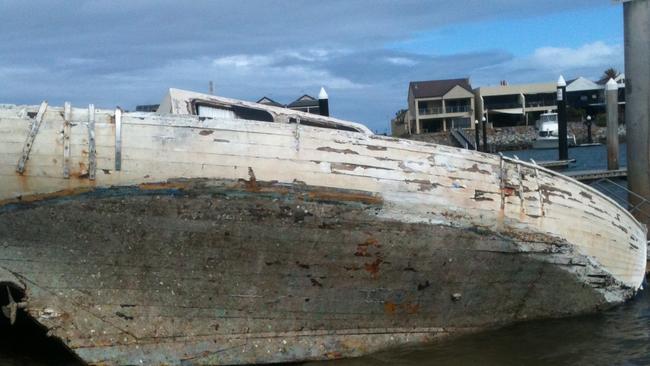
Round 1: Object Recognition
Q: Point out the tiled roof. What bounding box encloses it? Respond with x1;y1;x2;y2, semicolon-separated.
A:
409;78;472;98
287;94;318;108
256;96;284;107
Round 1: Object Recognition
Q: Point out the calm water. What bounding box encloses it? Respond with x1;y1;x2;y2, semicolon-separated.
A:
1;144;647;366
502;143;628;172
315;291;650;366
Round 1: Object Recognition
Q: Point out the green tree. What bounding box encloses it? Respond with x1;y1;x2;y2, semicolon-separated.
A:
599;67;620;83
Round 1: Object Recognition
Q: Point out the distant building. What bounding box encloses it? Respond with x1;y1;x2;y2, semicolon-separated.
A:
255;94;323;115
407;78;475;134
566;77;603;111
566;75;626;118
286;94;320;114
256;96;284;108
474;82;556;127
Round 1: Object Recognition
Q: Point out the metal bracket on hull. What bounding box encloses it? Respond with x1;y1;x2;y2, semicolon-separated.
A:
63;102;72;179
88;105;97;180
115;107;122;171
16;101;48;174
1;286;26;325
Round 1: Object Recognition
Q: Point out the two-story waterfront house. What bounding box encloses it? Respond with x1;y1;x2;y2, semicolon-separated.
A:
407;78;475;134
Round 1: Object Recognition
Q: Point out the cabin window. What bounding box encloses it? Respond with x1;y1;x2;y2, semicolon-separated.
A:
299;119;360;132
193;100;361;133
194;101;274;122
288;117;360;132
197;105;236;119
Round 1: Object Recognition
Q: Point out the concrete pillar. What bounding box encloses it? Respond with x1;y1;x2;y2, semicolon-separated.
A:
606;79;620;170
519;93;527;125
481;116;488;152
475;95;485;124
415;103;421;134
624;0;650;219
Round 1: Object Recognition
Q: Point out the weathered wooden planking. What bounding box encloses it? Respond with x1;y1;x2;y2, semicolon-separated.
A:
0;105;645;287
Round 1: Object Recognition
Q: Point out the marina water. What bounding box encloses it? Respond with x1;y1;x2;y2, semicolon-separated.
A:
1;144;647;366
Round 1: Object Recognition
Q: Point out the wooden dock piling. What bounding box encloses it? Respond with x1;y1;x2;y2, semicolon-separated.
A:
606;79;620;170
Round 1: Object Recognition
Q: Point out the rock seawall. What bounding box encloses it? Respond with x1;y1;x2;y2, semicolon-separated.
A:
403;122;626;151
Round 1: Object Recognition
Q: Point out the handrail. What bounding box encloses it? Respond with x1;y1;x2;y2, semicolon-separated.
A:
450;128;475;150
590;178;650;220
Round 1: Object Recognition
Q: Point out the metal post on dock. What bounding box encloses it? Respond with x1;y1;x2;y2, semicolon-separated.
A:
474;119;480;151
557;75;569;161
623;0;650;226
481;116;487;152
606;78;620;170
318;87;329;117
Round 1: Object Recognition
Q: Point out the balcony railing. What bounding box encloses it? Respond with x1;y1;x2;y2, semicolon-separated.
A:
484;102;521;110
445;105;471;113
525;100;556;108
418;107;443;115
418;105;471;115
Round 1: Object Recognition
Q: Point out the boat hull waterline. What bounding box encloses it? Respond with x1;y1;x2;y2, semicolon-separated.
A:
0;99;645;365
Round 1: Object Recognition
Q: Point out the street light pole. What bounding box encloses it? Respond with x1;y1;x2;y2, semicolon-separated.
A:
481;116;488;152
474;120;480;151
586;115;592;144
557;75;569;160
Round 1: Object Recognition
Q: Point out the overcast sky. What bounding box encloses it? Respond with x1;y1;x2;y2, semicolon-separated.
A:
0;1;624;132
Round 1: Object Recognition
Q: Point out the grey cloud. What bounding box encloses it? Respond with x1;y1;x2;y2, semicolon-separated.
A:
0;0;615;132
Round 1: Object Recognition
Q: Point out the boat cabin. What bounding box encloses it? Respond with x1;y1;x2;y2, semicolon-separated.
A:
156;88;372;134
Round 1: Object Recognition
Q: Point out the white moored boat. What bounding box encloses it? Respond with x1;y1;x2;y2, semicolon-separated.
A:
532;112;576;149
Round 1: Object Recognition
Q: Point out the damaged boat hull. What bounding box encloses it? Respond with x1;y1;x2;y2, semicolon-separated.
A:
0;96;646;365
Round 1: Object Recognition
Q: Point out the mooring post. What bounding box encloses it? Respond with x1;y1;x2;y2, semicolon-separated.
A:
623;0;650;225
606;78;620;170
557;75;569;161
481;116;487;152
318;87;329;117
474;119;480;151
